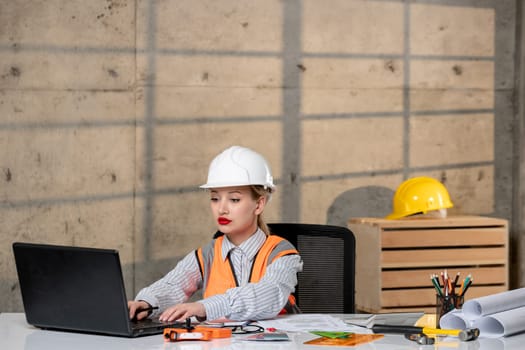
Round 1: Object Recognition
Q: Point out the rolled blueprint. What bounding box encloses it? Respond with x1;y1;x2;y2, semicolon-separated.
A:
473;306;525;338
463;288;525;320
440;288;525;338
439;309;472;330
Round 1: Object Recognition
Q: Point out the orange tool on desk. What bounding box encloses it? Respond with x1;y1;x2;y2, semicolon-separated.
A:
163;318;232;342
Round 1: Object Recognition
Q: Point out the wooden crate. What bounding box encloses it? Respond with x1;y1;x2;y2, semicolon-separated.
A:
348;216;509;314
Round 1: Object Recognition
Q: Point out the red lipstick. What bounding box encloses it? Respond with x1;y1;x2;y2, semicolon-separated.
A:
218;217;231;225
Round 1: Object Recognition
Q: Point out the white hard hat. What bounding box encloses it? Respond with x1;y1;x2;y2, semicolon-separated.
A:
200;146;275;191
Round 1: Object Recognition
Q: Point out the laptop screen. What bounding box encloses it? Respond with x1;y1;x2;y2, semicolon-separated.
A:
13;242;132;336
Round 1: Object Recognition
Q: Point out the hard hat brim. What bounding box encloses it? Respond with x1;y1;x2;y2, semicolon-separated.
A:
200;182;275;192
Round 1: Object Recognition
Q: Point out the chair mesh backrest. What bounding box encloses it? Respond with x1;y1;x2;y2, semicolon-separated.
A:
268;223;356;313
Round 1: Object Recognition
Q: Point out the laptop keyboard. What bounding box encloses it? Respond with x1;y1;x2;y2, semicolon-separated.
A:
131;317;183;330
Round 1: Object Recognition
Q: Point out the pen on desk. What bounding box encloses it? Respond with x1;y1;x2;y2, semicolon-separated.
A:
459;274;471;296
465;274;472;286
453;272;461;288
460;279;473;297
131;306;159;321
137;306;159;314
431;274;443;297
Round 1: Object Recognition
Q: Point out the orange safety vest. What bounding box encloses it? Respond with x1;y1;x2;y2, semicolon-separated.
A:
196;234;300;314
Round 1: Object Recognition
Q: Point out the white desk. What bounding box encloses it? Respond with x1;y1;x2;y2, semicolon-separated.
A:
2;313;524;350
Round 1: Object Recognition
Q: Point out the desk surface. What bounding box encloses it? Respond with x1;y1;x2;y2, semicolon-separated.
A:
2;313;524;350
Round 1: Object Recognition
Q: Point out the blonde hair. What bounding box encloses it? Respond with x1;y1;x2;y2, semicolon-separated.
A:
249;185;272;235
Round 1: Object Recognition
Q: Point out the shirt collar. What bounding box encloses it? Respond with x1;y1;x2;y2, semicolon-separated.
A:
221;228;266;261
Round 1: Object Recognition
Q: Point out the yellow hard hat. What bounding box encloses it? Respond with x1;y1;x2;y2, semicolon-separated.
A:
386;176;453;220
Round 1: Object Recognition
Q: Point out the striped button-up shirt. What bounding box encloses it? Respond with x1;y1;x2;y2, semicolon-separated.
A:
135;228;303;321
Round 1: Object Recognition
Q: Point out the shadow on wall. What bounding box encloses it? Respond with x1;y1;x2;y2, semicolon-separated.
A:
327;186;394;227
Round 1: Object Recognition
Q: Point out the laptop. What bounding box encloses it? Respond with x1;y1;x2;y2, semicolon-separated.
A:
12;242;183;337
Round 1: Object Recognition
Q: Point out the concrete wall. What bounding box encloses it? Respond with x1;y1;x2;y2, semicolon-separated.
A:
0;0;521;312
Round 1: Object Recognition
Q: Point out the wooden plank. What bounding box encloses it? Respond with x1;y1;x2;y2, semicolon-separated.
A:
381;266;508;288
381;228;507;248
380;285;507;307
381;247;507;268
349;216;507;229
351;222;382;312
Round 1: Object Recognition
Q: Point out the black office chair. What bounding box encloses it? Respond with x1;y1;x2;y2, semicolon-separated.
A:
268;223;356;313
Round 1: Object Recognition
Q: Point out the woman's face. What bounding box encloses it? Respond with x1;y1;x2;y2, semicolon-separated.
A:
209;186;266;242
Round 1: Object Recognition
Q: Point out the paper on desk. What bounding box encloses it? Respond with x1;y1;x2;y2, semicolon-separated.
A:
463;288;525;320
257;314;357;332
343;313;375;327
344;312;424;328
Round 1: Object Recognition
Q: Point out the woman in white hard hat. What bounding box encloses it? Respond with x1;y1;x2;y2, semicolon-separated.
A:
128;146;303;322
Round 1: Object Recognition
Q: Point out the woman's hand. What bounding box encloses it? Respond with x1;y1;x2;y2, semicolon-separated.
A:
127;300;152;321
159;302;206;322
